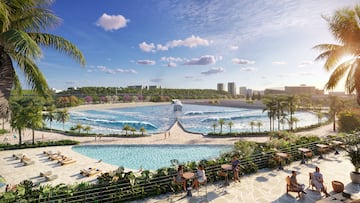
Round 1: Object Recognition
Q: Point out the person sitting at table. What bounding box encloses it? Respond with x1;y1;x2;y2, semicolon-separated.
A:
311;167;329;197
175;165;186;191
192;164;207;190
231;155;241;182
290;171;307;194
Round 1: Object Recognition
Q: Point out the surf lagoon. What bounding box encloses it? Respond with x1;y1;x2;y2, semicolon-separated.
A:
50;104;319;135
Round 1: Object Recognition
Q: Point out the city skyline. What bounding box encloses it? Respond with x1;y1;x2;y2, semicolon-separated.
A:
22;0;358;92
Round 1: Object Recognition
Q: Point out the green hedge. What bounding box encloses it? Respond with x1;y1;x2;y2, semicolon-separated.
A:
0;140;79;151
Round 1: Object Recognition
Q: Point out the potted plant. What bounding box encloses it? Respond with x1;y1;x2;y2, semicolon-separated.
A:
342;133;360;184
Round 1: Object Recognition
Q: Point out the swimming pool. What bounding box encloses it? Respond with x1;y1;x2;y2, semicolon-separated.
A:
49;104;319;135
72;144;232;170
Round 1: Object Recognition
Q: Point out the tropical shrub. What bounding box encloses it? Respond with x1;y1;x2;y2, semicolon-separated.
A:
338;110;360;133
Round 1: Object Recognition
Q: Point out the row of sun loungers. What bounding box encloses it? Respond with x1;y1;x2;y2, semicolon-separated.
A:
43;151;77;166
13;153;35;166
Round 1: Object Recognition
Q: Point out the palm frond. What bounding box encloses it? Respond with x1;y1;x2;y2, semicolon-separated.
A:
12;53;49;97
12;8;61;32
0;1;10;32
329;7;360;45
325;59;353;90
323;46;347;71
30;33;86;66
0;29;42;59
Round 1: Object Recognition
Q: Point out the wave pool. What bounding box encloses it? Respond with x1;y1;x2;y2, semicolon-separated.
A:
72;144;232;170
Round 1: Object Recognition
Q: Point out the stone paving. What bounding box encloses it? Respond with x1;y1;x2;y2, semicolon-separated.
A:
132;151;360;203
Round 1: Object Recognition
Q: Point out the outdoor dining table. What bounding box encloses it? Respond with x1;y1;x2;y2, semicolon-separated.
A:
183;172;195;197
298;147;311;164
316;144;329;159
221;164;232;186
275;152;289;170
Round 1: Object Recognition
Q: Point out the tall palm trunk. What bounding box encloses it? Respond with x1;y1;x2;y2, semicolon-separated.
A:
0;50;15;116
32;129;35;144
18;129;22;145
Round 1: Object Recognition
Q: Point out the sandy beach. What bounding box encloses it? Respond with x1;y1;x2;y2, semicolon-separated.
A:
0;101;336;192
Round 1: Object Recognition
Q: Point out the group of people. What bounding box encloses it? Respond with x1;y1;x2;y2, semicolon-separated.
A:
290;166;329;197
174;155;242;192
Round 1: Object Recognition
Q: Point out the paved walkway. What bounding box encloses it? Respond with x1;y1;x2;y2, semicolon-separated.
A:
133;151;360;203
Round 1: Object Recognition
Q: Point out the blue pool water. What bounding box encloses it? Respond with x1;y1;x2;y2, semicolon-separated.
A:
72;145;232;170
50;104;319;134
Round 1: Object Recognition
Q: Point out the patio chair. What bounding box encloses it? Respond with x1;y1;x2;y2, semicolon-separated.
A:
304;151;313;163
285;176;301;198
309;173;316;190
45;174;58;181
40;171;52;177
23;159;35;166
197;179;208;201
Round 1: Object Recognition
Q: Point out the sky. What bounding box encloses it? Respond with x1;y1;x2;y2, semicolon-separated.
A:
31;0;359;92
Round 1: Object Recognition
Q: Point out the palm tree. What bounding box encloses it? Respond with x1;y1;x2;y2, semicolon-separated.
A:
26;99;44;144
228;121;234;133
123;124;131;136
263;97;276;131
211;123;217;134
249;121;255;132
56;109;70;129
73;124;83;134
139;126;146;136
83;126;92;134
218;118;225;134
10;99;28;144
256;121;263;132
291;117;299;130
286;95;298;131
0;0;86;115
44;105;56;131
313;5;360;105
130;127;136;136
329;95;344;131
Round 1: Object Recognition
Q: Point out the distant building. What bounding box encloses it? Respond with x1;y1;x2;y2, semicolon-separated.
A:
217;83;225;91
148;85;158;90
328;91;346;96
128;85;143;90
285;85;323;95
264;87;285;95
239;86;247;96
228;82;237;96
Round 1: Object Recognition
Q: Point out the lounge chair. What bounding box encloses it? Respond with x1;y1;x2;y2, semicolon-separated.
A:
40;171;52;177
60;159;76;165
45;174;58;181
86;169;102;177
23;159;35;166
13;153;24;160
48;154;63;160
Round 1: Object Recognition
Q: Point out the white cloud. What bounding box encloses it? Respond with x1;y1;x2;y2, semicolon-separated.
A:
232;58;255;65
160;56;183;62
157;44;168;51
168;62;177;67
139;35;209;52
183;55;216;65
272;61;287;65
96;13;129;31
96;65;137;74
298;60;313;67
97;65;115;74
137;60;156;65
116;68;138;74
241;67;257;72
167;35;210;48
201;67;224;75
139;42;156;52
229;45;239;51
